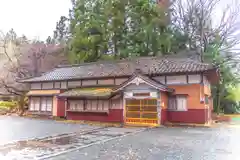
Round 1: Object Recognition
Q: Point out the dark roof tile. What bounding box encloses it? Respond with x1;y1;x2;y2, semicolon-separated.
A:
21;56;215;82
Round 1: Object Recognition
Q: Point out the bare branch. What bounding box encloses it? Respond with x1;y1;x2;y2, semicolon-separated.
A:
0;31;67;96
172;0;240;57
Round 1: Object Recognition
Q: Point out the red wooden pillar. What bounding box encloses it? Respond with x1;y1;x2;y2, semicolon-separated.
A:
56;97;66;117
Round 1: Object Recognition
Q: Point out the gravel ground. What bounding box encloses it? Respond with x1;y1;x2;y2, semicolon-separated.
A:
50;126;240;160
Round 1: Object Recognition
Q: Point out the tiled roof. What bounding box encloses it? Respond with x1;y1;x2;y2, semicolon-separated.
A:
58;88;113;98
21;56;215;82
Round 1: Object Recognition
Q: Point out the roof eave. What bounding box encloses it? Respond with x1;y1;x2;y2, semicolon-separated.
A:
19;68;216;83
57;95;111;99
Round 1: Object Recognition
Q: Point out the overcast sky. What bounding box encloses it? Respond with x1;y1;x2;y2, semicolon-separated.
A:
0;0;238;42
0;0;71;40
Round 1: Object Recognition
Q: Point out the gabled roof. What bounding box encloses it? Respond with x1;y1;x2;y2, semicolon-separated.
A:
113;69;174;93
20;55;215;83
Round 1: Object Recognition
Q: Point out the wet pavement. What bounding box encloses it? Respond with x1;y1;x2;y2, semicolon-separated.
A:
0;127;143;159
0;116;99;145
0;116;143;159
1;116;240;160
51;126;240;160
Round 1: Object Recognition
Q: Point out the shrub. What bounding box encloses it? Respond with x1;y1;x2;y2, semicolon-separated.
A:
0;101;17;109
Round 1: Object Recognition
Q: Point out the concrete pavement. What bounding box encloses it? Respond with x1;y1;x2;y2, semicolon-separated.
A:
0;116;240;160
50;126;240;160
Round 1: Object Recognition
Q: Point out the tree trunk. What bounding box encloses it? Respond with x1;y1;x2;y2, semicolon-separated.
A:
18;94;26;116
113;33;118;59
216;85;221;115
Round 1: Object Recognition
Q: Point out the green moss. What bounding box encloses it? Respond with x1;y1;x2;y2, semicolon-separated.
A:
74;87;112;91
61;87;113;97
0;101;17;109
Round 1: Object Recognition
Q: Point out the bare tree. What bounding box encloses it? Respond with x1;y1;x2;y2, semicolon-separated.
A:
0;31;68;114
171;0;240;61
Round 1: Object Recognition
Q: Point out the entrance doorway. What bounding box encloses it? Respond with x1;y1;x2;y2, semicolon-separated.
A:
125;99;158;126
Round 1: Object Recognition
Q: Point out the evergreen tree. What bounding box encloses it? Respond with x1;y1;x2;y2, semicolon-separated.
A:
46;36;54;44
53;16;69;44
68;0;176;63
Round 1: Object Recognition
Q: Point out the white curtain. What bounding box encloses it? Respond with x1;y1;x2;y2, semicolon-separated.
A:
40;98;47;111
176;96;187;111
30;97;40;111
46;98;52;111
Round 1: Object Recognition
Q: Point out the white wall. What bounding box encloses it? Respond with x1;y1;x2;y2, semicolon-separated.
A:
153;74;202;85
188;74;201;84
167;75;187;84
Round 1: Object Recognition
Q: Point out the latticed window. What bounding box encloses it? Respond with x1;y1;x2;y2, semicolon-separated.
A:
30;97;52;112
69;100;84;111
169;96;177;110
46;98;52;111
29;97;40;111
68;100;109;111
40;97;53;112
169;95;187;111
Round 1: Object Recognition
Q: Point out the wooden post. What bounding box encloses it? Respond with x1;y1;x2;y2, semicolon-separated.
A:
64;98;67;118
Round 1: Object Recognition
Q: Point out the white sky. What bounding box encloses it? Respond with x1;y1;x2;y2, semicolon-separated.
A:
0;0;71;40
0;0;238;43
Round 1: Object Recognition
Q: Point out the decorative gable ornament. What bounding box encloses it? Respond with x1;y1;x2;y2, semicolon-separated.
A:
113;69;173;93
131;77;145;86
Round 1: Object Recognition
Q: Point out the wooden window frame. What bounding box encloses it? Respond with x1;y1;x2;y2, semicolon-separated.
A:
29;97;41;111
30;83;42;90
60;81;67;89
166;75;187;85
168;95;187;111
68;81;81;88
54;82;61;89
133;93;150;97
29;97;53;112
67;99;110;112
188;74;201;84
42;82;54;89
40;97;53;112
